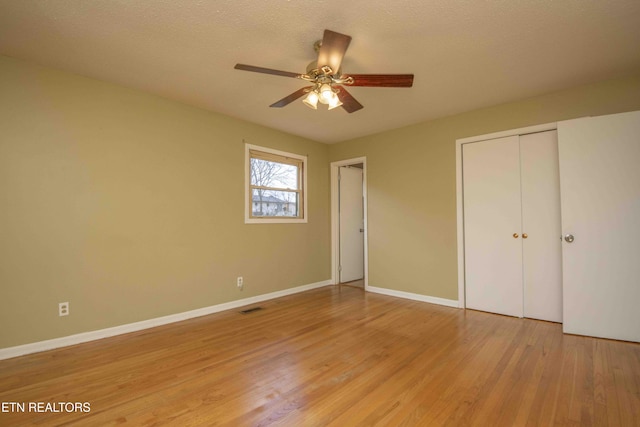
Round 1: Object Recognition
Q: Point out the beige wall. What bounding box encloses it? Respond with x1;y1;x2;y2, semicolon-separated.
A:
329;74;640;300
0;56;331;348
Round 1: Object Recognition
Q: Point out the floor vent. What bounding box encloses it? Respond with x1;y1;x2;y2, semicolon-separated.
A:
240;306;263;314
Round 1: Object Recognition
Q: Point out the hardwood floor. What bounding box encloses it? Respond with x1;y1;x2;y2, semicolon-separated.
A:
339;279;364;288
1;286;639;426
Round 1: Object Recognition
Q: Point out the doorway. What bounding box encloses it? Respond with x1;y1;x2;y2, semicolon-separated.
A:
331;157;368;288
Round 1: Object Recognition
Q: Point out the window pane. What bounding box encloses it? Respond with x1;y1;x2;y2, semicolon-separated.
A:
251;189;299;217
250;158;299;190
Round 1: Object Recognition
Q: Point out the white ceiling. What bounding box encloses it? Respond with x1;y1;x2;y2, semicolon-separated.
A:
1;1;639;144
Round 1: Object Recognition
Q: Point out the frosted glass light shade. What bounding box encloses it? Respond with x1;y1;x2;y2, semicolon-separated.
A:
303;91;318;109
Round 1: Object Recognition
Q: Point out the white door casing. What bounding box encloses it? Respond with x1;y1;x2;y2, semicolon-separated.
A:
558;111;640;342
339;166;364;283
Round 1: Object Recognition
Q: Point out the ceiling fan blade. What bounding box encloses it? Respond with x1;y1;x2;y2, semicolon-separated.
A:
317;30;352;74
234;64;301;78
344;74;414;87
269;86;313;108
335;85;363;113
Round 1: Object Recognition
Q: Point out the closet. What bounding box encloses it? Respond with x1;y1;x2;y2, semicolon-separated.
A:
462;130;562;322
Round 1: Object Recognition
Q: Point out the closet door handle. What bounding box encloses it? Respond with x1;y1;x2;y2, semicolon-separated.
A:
513;233;519;238
522;233;528;239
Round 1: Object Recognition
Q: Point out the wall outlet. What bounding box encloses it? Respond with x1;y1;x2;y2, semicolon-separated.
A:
237;276;243;290
59;302;69;317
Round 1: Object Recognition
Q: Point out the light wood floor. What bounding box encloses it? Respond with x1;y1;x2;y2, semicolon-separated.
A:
339;279;364;288
1;286;639;426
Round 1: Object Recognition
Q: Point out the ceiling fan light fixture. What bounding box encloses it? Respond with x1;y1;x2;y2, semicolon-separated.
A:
327;94;343;110
318;83;334;104
235;30;413;114
303;91;319;109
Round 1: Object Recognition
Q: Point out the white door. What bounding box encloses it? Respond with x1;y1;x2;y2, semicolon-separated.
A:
463;136;524;317
520;131;563;322
339;166;364;283
558;111;640;342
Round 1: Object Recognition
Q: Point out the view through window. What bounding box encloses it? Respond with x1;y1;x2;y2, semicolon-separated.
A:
246;145;306;223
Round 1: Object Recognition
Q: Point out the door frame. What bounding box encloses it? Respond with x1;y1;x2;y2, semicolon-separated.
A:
455;122;557;309
331;157;368;287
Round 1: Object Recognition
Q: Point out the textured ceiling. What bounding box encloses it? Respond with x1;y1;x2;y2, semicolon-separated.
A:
1;1;640;143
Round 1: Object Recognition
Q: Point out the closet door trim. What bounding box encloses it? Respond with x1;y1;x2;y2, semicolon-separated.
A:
455;122;557;309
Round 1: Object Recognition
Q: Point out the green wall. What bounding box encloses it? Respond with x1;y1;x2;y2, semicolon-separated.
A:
329;74;640;300
0;55;330;348
2;52;639;350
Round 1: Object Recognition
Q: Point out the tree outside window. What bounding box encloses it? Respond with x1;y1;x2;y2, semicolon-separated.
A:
245;144;307;223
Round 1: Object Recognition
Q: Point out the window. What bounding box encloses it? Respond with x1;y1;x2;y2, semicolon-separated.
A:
245;144;307;223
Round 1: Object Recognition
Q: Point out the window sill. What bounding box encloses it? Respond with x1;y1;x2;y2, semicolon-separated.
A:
245;217;308;224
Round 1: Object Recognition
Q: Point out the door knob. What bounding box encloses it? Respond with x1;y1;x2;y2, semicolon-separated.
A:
564;234;575;243
522;233;528;239
359;228;364;232
513;233;519;238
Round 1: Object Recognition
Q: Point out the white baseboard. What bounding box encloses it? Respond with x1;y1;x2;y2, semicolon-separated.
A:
365;285;459;308
0;279;333;361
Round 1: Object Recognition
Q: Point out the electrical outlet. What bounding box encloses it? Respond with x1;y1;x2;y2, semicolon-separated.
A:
59;302;69;317
237;276;243;290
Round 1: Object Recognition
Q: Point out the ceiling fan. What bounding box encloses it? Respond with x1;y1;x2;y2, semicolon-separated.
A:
234;29;414;113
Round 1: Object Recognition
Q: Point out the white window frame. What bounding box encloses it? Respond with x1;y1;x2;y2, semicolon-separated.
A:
245;143;308;224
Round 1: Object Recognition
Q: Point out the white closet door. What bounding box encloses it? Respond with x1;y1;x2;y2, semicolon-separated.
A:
559;111;640;342
520;131;562;322
463;136;523;317
339;166;364;283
